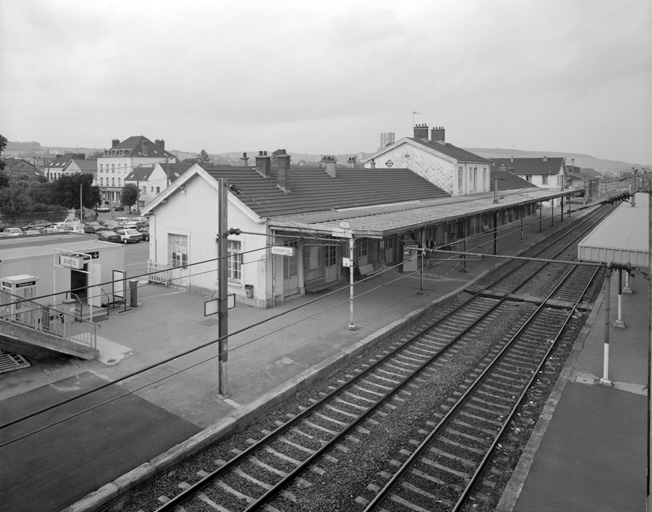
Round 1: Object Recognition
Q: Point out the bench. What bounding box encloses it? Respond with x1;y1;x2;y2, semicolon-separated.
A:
305;277;338;294
358;263;382;279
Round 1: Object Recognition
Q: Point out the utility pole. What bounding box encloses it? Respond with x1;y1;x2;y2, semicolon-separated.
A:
218;178;229;396
79;183;83;220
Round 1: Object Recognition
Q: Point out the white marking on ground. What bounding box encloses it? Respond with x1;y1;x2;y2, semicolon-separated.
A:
96;336;133;365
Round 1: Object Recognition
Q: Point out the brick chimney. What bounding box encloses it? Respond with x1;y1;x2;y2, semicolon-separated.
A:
112;138;120;148
241;152;249;167
277;151;291;192
370;158;376;169
141;140;149;156
543;156;548;162
430;126;445;143
255;150;271;177
413;123;429;139
155;139;165;150
322;155;337;177
347;156;356;168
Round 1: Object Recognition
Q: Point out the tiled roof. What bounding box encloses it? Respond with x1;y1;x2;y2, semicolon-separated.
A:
490;169;536;191
164;163;194;183
101;136;174;160
125;166;156;182
47;154;76;168
202;164;450;218
408;138;492;163
76;159;97;172
491;157;566;176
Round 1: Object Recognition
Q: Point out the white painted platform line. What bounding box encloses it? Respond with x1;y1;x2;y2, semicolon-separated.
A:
96;336;133;365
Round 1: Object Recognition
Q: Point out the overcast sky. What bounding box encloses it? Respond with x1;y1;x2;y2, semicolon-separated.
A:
1;0;650;164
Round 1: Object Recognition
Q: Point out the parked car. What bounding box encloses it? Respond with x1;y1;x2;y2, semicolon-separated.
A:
112;204;125;212
96;205;110;213
115;228;142;243
84;222;102;234
132;216;149;226
99;219;120;230
96;230;122;243
137;226;150;241
21;219;52;230
1;227;24;237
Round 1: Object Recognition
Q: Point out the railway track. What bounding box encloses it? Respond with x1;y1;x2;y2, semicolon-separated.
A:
122;205;611;512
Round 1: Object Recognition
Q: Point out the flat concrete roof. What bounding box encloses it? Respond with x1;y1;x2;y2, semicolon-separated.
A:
578;192;649;267
0;233;119;261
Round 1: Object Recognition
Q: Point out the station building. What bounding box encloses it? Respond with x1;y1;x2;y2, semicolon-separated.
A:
143;151;581;309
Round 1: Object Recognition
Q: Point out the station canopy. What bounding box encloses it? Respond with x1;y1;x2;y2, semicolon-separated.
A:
577;193;649;268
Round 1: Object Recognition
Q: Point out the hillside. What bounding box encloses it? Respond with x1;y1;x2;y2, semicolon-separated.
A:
4;141;646;173
465;148;644;173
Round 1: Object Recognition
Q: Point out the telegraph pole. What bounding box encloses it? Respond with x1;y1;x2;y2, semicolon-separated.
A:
218;178;229;396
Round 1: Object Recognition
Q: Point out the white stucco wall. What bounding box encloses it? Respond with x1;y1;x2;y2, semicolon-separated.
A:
365;141;490;196
148;174;268;305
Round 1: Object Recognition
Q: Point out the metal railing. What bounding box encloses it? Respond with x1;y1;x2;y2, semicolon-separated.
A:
147;260;171;286
0;290;98;350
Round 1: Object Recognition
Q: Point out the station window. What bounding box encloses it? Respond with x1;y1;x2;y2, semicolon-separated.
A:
170;234;188;268
228;240;242;281
542;175;549;185
325;245;337;267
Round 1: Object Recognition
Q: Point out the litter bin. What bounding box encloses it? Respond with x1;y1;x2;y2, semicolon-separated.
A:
244;284;254;298
129;279;138;307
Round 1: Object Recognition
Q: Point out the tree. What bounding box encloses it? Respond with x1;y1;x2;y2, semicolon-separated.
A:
0;170;9;188
0;134;7;171
196;149;211;165
121;183;139;210
0;180;31;216
52;173;101;209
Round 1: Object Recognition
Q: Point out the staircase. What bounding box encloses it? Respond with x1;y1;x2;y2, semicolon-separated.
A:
0;290;100;360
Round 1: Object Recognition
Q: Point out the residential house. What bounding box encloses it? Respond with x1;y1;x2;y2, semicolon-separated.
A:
362;124;493;196
97;136;177;205
44;153;97;182
142;151;450;308
490;157;567;190
125;162;195;211
2;158;40;178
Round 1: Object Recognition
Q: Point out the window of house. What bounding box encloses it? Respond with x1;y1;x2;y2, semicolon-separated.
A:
112;177;115;186
156;187;160;193
542;175;549;185
100;164;103;173
458;166;463;191
170;234;188;268
283;239;298;278
227;240;243;280
325;245;337;267
112;164;115;173
525;175;531;182
355;242;368;260
473;167;478;189
100;177;104;186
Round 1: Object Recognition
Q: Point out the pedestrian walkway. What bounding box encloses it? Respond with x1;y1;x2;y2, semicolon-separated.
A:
0;202;648;512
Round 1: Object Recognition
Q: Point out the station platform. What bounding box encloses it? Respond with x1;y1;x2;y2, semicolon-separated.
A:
0;203;648;512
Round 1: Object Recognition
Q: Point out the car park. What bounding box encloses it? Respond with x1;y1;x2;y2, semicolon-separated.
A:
96;230;122;243
21;219;52;230
115;228;142;243
84;222;102;234
137;226;150;241
99;219;120;230
1;227;24;237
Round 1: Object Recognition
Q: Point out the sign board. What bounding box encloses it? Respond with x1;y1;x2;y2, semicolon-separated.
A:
271;246;295;256
332;228;352;238
339;221;350;229
342;257;352;268
204;294;236;316
60;255;85;269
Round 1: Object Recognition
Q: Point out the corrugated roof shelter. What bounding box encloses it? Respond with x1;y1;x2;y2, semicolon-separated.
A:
578;193;649;267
